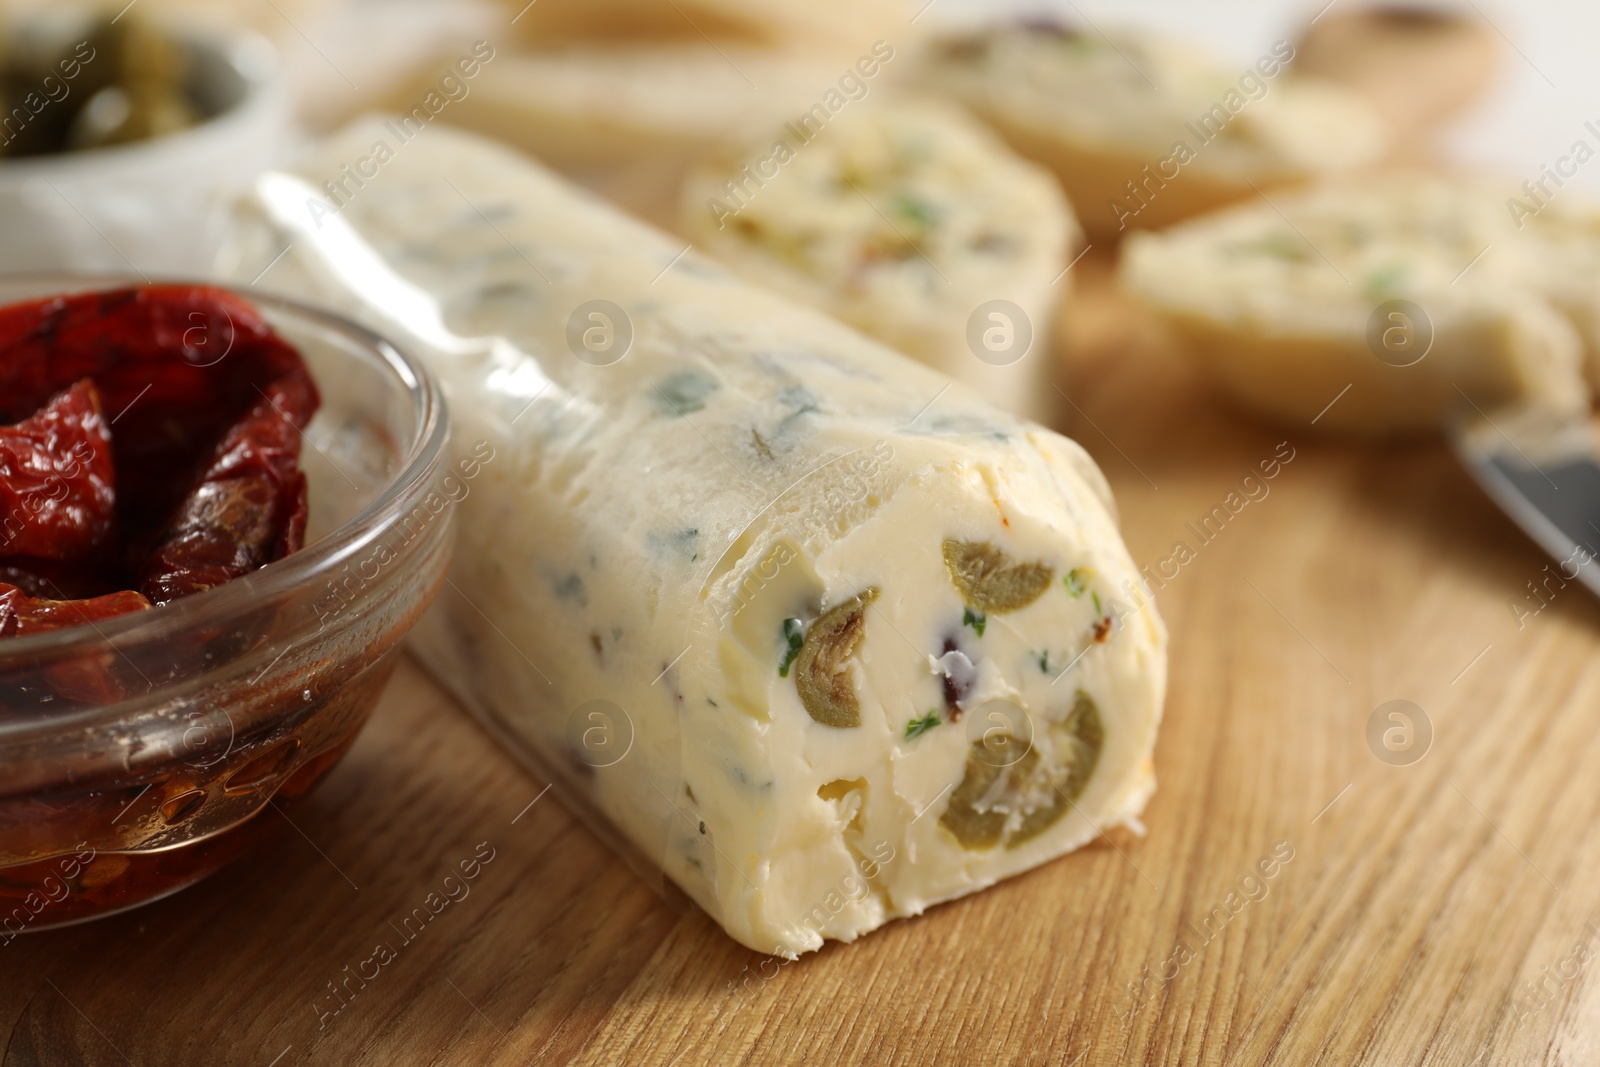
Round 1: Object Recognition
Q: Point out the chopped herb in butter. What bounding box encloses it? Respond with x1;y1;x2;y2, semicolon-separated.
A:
905;710;942;740
1064;567;1091;597
653;368;721;415
963;607;986;637
1227;233;1307;262
647;526;701;562
894;192;941;229
777;616;804;677
1362;263;1409;300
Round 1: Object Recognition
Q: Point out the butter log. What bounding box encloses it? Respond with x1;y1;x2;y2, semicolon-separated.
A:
226;120;1167;955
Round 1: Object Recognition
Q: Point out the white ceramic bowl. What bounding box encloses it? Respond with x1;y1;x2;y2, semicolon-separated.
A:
0;13;289;275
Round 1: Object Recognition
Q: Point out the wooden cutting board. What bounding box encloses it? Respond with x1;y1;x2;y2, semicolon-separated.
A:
5;251;1600;1066
0;11;1573;1062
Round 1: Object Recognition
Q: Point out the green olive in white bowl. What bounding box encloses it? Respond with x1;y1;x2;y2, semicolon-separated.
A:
0;10;289;275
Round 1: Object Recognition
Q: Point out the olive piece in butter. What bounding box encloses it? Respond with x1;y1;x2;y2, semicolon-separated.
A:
938;745;1012;849
1007;690;1102;848
942;539;1054;614
939;690;1104;851
794;588;877;728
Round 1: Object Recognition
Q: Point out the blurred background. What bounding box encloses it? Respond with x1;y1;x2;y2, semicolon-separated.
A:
1051;0;1600;190
0;0;1594;276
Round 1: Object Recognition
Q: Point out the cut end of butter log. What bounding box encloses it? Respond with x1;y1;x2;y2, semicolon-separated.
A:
224;119;1167;956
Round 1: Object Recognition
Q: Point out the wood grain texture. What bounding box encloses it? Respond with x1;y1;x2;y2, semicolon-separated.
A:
5;258;1600;1067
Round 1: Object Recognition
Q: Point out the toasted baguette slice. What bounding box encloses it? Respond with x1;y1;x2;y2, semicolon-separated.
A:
1119;174;1593;433
1517;201;1600;394
397;43;843;171
497;0;909;56
679;96;1078;418
391;42;858;227
913;22;1388;240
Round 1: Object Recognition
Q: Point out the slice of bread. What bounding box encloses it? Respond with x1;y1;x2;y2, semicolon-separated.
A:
400;43;842;172
1518;202;1600;393
913;22;1388;240
497;0;910;56
679;96;1078;418
1119;174;1594;433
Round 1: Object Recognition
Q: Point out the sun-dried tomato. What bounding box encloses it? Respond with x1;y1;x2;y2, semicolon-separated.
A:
0;285;320;655
0;583;152;704
139;372;316;604
0;379;115;562
0;285;315;542
0;583;151;638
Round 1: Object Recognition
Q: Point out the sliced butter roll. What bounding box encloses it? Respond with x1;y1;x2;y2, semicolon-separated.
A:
679;96;1078;419
913;21;1387;239
1120;174;1593;433
227;120;1166;955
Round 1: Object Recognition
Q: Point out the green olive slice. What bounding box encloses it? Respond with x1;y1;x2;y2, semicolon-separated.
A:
942;539;1054;614
939;691;1106;851
1057;689;1104;802
938;744;1011;849
795;588;877;728
1007;691;1103;848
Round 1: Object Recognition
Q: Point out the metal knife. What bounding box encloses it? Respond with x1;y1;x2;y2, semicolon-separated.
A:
1451;411;1600;599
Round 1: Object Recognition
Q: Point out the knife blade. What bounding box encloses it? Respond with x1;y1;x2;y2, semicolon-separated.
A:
1450;411;1600;598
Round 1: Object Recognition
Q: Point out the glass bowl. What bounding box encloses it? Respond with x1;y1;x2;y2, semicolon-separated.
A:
0;275;452;934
